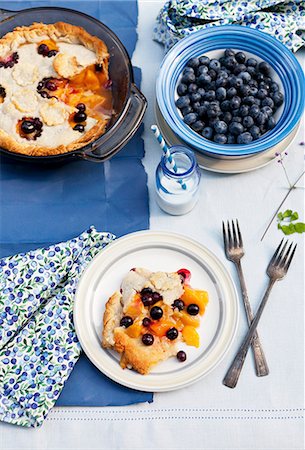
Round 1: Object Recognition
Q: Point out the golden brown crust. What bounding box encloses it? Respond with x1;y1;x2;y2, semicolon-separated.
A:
0;22;111;157
113;328;177;375
102;291;123;349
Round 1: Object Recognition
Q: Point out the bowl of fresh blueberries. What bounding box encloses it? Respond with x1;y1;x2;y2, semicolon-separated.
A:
156;25;305;158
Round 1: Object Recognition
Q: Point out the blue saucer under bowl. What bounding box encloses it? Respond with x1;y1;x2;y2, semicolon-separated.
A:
156;25;305;158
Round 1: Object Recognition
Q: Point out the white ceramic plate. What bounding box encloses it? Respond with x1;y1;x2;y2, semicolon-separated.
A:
74;231;239;392
155;102;298;174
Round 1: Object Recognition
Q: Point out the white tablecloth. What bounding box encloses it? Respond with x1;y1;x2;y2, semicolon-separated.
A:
1;1;304;449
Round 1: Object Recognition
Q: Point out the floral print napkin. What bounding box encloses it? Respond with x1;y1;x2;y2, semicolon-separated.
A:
0;227;115;427
153;0;305;52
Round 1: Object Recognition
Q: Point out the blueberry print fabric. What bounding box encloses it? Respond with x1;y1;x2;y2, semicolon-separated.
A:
154;0;305;52
0;227;115;427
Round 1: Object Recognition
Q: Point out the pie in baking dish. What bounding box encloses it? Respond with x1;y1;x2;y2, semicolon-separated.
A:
0;22;113;156
102;268;209;375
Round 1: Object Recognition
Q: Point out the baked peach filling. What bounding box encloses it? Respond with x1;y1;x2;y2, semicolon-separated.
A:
121;272;209;349
36;64;113;128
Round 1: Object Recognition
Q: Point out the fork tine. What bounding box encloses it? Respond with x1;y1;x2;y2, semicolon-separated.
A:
236;219;243;247
284;243;297;272
280;242;293;268
232;220;238;247
275;240;288;266
227;220;232;248
268;238;284;268
222;221;228;252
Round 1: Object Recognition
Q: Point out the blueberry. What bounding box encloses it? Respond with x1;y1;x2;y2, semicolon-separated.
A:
271;91;284;106
202;126;213;140
21;120;35;134
198;74;212;86
267;117;276;130
235;52;246;64
240;72;252;84
166;327;179;340
231;115;242;123
256;72;265;82
74;112;87;123
181;72;196;84
209;59;221;71
207;105;220;118
150;306;163;320
258;61;271;75
45;80;56;91
214;133;227;144
248;79;258;88
208;69;217;80
234;63;247;75
256;112;268;125
177;351;187;362
120;316;133;328
253;98;261;106
190;92;201;103
204;90;216;102
249;125;261;139
232;77;243;89
224;56;237;70
261;106;273;117
227;87;237;99
181;106;193;116
183;67;194;75
221;100;231;112
177;83;188;95
183;113;198;125
73;124;85;132
243;116;254;128
188;83;198;94
215;87;226;101
197;88;206;97
249;86;258;96
270;81;279;92
187;57;200;69
249;105;260;119
214;120;227;134
197;65;209;75
199;56;210;65
227;134;236;144
247;66;256;77
187;304;200;315
192;102;201;113
142;334;154;346
142;317;152;327
243;95;256;105
38;44;49;55
225;49;235;57
76;103;86;112
237;132;253;144
222;111;232;123
215;76;228;88
247;58;257;67
172;299;184;311
239;84;251;97
239;105;249;117
196;106;207;117
191;120;205;132
230;96;241;109
176;96;191;109
229;122;244;135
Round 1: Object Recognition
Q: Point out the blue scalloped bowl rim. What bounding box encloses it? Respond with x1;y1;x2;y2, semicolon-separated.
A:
156;25;305;157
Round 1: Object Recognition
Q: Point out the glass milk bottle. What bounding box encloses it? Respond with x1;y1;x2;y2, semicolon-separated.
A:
155;146;201;215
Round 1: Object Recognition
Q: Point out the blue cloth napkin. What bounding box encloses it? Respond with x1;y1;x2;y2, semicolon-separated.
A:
0;0;152;408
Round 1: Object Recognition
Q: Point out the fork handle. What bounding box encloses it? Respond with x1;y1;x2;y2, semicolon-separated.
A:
223;278;276;388
235;262;269;377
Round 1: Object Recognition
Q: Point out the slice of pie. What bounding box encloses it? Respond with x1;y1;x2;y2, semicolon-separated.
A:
0;22;113;156
102;268;209;375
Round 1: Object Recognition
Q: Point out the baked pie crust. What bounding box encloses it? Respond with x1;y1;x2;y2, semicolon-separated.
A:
0;22;113;156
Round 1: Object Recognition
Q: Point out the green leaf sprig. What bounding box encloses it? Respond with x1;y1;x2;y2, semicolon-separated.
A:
277;210;305;235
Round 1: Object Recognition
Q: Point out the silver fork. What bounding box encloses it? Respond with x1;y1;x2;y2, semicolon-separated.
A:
222;220;269;377
223;239;297;388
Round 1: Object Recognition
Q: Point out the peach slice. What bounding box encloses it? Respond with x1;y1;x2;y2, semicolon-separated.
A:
182;326;200;348
181;286;209;315
149;320;176;337
125;321;143;338
174;310;200;328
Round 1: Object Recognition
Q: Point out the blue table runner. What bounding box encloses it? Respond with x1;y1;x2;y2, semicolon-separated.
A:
0;0;152;406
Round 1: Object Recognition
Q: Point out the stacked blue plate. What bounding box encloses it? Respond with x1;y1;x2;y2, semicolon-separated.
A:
156;26;305;162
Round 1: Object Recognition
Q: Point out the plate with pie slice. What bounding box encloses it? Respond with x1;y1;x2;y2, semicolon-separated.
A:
74;231;239;391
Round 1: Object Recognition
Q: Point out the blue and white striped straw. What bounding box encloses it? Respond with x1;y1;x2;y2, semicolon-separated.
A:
151;125;187;190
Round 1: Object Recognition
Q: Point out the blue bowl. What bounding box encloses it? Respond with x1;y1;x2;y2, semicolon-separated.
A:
156;26;305;158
